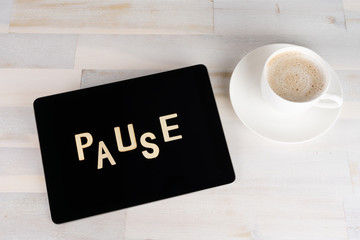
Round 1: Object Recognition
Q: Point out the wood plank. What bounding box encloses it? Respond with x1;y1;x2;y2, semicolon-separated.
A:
74;34;263;70
81;69;164;88
214;0;346;35
343;0;360;35
0;34;77;68
0;69;81;106
75;34;360;71
345;154;360;239
0;0;13;32
0;193;126;238
0;147;45;193
0;148;43;175
227;149;352;198
125;192;347;240
9;0;213;34
0;107;38;148
344;196;360;240
81;69;231;98
338;70;360;102
347;152;360;195
0;175;46;192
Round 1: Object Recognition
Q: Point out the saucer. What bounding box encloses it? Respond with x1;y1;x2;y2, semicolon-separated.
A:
229;44;343;143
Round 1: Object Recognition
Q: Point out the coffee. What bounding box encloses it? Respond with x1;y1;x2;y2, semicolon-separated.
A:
267;51;325;102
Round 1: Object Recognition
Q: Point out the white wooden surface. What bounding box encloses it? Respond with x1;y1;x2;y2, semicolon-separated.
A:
1;0;360;239
10;0;213;34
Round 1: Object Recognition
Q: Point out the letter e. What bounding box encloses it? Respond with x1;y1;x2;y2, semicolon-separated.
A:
159;113;183;142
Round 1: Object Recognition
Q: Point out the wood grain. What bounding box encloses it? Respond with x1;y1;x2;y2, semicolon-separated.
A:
343;0;360;35
214;0;347;35
0;34;78;68
0;107;38;148
347;152;360;195
0;69;81;106
0;0;359;238
75;34;360;71
0;175;46;192
81;69;164;88
0;0;13;32
125;190;347;240
9;0;213;34
0;193;126;239
0;148;43;176
0;69;81;149
339;71;360;102
344;196;360;239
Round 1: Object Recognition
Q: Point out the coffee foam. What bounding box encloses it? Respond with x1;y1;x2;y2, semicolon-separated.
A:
267;51;325;102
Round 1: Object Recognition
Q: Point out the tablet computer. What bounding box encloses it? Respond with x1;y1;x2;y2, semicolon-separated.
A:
34;65;235;224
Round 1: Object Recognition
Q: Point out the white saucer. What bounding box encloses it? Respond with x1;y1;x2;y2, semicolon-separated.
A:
229;44;343;143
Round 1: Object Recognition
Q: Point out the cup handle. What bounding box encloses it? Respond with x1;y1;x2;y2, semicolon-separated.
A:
314;93;343;108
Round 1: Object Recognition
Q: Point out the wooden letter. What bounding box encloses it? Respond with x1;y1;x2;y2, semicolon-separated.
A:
114;124;137;152
75;132;93;161
98;141;116;169
140;132;159;159
159;113;182;142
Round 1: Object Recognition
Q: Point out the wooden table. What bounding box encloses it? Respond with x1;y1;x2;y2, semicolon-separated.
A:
1;0;359;239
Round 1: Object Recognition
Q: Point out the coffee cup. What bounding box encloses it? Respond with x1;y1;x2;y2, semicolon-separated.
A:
261;46;343;114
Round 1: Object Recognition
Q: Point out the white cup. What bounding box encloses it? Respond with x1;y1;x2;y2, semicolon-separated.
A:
261;46;343;114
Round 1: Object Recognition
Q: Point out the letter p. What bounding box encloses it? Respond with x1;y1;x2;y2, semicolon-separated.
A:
75;133;93;161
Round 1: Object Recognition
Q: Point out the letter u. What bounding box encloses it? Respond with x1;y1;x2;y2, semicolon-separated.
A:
114;124;137;152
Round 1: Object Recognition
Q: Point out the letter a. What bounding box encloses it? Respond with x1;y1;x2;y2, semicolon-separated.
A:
98;141;116;169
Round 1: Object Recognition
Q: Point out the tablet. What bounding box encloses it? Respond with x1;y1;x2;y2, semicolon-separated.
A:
34;64;235;224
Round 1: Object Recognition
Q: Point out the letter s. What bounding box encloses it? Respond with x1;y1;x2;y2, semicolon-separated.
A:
140;132;159;159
